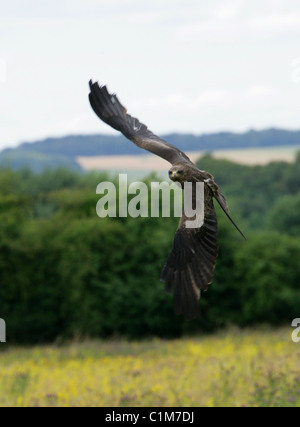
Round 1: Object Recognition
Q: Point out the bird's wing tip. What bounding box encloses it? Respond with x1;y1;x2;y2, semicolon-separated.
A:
89;80;103;88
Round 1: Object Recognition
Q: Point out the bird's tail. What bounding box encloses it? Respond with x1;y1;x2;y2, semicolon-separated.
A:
214;190;247;240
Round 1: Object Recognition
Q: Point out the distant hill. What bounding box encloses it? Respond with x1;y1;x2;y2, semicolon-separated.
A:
0;150;82;173
1;128;300;171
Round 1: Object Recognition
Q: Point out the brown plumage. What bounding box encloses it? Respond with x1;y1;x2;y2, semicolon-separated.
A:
88;81;246;320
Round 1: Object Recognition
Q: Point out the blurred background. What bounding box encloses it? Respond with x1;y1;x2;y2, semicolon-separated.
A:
0;0;300;407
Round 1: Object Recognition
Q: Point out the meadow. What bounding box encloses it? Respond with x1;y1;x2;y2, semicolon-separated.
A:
0;328;299;407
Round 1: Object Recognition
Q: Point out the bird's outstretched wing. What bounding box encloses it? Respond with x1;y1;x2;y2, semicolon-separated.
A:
89;81;193;166
160;191;218;320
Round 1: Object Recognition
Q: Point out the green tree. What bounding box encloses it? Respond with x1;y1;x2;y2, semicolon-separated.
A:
267;193;300;237
233;231;300;326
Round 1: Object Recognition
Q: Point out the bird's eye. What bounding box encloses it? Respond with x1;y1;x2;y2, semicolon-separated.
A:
177;170;183;175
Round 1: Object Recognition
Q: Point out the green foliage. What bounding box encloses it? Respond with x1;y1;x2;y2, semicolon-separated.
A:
0;156;299;344
266;193;300;236
233;232;300;325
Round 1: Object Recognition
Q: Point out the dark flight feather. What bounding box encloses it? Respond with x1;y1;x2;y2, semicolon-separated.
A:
160;191;218;319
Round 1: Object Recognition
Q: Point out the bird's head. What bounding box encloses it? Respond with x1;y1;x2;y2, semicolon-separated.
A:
168;166;185;182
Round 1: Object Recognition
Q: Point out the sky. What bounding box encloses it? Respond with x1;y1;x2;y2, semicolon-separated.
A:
0;0;300;150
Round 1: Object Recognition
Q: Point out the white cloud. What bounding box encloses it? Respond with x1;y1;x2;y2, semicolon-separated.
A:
176;21;236;41
128;85;278;135
213;0;244;20
132;90;233;115
250;14;300;32
121;12;163;25
245;85;276;100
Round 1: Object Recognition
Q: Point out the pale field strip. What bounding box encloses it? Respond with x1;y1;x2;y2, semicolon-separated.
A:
77;145;300;171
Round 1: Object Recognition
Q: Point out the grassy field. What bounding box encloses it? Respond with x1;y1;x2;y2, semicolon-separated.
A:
0;328;299;407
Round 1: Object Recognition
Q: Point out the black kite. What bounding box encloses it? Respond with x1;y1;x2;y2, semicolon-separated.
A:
89;81;246;320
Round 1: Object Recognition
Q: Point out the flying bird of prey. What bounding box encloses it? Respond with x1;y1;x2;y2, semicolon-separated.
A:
88;81;246;320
